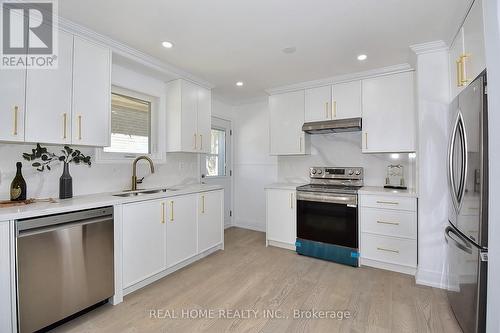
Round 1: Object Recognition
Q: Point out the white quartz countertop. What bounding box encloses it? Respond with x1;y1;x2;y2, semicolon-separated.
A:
265;183;307;190
359;186;418;198
0;184;222;221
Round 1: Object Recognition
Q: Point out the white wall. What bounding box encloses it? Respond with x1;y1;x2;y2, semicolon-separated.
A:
0;65;199;200
232;99;277;231
412;49;451;289
278;133;416;188
483;1;500;332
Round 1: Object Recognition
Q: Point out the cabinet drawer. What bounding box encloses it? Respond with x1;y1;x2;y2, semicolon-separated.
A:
360;208;416;239
361;233;417;267
360;195;416;211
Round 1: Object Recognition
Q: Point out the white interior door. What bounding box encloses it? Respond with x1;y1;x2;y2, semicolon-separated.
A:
200;116;232;227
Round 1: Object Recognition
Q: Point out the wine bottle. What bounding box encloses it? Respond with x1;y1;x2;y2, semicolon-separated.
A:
10;162;27;201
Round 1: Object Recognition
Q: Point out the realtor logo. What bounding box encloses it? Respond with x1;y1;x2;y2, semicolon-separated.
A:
1;0;58;69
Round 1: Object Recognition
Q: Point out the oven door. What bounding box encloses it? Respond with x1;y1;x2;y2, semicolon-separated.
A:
296;191;358;249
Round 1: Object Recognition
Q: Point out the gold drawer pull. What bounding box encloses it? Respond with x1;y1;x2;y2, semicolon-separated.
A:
325;102;329;118
63;113;67;139
200;134;203;150
169;201;174;221
201;195;205;213
377;220;400;226
364;132;368;150
193;133;197;150
13;106;19;135
78;115;82;140
290;193;294;209
161;202;166;224
377;247;400;254
456;59;462;87
376;201;399;205
333;100;337;118
460;54;469;85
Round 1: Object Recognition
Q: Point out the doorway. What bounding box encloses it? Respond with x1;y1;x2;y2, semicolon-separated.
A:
200;116;232;227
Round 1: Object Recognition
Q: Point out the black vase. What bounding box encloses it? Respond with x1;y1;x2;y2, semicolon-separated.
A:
59;163;73;199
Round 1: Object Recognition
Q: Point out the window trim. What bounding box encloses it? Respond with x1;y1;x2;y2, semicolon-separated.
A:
95;85;165;164
205;127;227;178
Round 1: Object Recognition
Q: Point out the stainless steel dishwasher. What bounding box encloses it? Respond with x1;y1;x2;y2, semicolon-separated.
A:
16;207;114;333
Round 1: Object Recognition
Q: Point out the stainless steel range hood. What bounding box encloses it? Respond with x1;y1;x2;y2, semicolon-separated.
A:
302;117;362;134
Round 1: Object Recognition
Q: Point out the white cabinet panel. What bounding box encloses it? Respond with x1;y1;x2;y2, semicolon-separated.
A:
361;233;417;268
462;0;486;85
305;85;331;122
198;190;223;252
362;72;416;153
122;200;167;288
197;86;211;153
360;207;417;239
180;80;199;152
72;36;111;146
25;30;73;144
0;68;25;142
332;80;362;120
360;194;417;212
166;194;198;267
0;221;14;333
266;189;296;246
269;90;307;155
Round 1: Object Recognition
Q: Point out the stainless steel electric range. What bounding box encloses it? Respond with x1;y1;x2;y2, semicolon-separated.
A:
296;167;363;267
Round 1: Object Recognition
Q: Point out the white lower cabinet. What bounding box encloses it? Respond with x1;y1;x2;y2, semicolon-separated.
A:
122;200;167;288
359;193;418;275
266;189;296;249
198;190;223;252
166;194;198;267
0;221;14;333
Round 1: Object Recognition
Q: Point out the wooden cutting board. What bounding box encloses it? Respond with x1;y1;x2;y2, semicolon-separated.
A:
0;198;57;208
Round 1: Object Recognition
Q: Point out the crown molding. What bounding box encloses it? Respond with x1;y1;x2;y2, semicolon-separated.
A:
265;63;413;95
409;41;449;55
58;17;214;89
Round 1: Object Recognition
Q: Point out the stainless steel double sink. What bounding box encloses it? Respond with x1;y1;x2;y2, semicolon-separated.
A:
112;187;179;197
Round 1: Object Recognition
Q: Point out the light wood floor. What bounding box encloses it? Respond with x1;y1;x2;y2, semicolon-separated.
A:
54;227;462;333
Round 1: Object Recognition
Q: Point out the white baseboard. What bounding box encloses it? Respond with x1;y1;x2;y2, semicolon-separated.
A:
267;239;295;251
415;268;449;290
233;218;265;232
360;258;417;276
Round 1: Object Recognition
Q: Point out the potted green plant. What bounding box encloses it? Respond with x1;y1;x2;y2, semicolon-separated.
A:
23;144;92;199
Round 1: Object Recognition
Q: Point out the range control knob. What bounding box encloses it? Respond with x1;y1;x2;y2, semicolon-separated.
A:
311;169;317;175
317;169;323;175
355;170;361;175
348;169;354;175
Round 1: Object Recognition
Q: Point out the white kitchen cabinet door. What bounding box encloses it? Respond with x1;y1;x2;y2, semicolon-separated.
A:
462;0;486;85
266;189;296;246
180;80;199;152
198;190;223;252
362;72;416;153
305;85;331;122
166;194;198;267
332;80;362;119
269;90;308;155
450;29;466;99
72;36;111;146
197;86;212;153
122;200;167;288
0;68;25;142
25;31;73;145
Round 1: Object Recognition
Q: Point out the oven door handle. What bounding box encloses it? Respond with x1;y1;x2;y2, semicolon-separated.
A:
296;192;357;206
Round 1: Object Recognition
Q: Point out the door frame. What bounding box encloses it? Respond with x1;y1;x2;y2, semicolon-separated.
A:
199;115;234;228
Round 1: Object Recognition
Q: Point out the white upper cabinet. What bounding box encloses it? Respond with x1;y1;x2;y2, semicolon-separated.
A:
331;80;362;120
450;0;486;99
462;0;485;85
72;36;112;147
0;69;25;142
198;190;223;252
166;194;198;267
122;200;167;288
166;79;212;153
362;72;416;153
305;85;331;122
26;30;74;145
269;90;309;155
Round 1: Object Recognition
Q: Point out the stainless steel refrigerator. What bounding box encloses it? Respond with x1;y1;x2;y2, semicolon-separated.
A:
446;71;488;333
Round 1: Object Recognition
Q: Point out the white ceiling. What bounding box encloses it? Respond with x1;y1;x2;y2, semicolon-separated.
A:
59;0;471;104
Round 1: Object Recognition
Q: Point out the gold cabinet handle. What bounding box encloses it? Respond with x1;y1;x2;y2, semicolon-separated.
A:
77;115;82;140
13;106;18;135
299;136;302;152
456;59;462;87
364;132;368;150
194;133;197;150
63;113;67;139
169;201;174;222
201;195;205;213
333;100;337;118
161;202;166;224
200;134;203;150
376;200;399;205
325;102;329;119
460;54;469;85
377;247;400;254
376;220;400;226
290;193;294;209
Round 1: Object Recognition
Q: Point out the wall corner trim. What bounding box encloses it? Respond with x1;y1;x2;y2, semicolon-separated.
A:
409;40;449;55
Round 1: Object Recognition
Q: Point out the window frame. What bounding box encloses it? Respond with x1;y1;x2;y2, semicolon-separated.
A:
95;85;164;164
205;126;227;178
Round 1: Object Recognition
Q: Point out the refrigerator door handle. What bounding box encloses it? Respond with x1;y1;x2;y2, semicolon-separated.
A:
448;111;468;213
448;113;460;212
457;112;468;209
445;226;472;254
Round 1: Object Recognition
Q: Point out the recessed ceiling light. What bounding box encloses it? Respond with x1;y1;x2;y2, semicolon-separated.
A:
282;46;296;54
162;41;174;49
357;54;367;61
236;81;244;87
